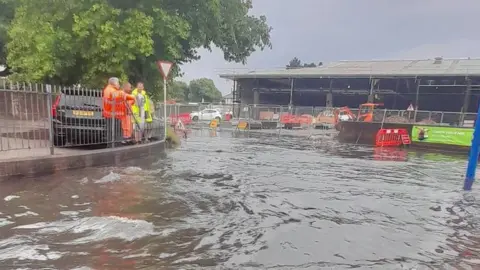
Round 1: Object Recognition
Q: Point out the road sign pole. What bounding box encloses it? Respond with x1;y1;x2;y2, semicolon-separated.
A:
163;78;167;139
464;103;480;190
156;60;174;141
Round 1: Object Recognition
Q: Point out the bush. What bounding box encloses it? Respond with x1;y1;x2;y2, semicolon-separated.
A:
165;127;180;147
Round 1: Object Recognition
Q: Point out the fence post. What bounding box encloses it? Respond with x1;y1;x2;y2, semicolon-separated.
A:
278;106;283;135
111;99;116;148
45;84;54;155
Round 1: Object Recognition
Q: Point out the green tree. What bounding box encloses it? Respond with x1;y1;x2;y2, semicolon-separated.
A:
188;78;222;102
0;0;15;65
286;57;302;69
286;57;320;69
169;80;189;101
4;0;272;92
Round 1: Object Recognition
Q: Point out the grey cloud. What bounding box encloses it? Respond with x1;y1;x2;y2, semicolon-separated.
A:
180;0;480;95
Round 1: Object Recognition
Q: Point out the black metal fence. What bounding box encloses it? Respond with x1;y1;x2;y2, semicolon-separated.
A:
0;80;165;158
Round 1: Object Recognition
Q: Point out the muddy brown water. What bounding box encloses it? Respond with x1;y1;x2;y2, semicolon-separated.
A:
0;130;479;269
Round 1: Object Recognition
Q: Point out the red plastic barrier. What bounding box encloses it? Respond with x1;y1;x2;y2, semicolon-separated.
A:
280;113;296;124
279;114;313;124
375;128;410;147
169;113;192;125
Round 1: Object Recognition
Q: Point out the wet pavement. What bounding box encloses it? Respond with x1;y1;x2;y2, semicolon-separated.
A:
0;129;479;269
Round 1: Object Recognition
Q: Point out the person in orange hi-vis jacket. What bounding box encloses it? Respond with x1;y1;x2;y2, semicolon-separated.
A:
102;77;136;146
121;82;136;140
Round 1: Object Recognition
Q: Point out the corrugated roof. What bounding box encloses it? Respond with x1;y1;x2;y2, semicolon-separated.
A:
219;58;480;79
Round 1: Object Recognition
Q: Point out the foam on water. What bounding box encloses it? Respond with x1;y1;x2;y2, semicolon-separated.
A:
15;216;157;244
4;195;20;201
0;236;64;261
94;172;121;183
123;166;143;174
14;212;39;218
0;218;13;227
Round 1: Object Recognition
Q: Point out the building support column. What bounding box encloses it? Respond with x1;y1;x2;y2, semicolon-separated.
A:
253;89;260;105
326;93;333;107
326;79;333;107
289;78;295;113
289;78;295;105
413;79;421;122
232;79;239;118
368;78;375;103
414;79;421;109
251;89;260;120
460;78;472;124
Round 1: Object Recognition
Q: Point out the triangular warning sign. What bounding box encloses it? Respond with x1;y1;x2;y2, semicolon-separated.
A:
407;104;414;111
156;60;174;79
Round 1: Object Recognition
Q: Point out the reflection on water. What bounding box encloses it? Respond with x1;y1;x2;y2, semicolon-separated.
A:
0;130;479;269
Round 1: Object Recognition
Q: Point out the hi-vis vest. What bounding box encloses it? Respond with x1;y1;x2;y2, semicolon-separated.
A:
103;85;129;119
131;89;152;122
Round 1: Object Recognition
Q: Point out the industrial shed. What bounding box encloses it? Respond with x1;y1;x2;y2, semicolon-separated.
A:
219;57;480;113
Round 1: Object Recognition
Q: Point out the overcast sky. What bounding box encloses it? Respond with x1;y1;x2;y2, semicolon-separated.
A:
180;0;480;95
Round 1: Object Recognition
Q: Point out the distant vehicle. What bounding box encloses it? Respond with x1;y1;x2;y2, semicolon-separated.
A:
51;89;163;147
333;107;356;123
189;108;222;121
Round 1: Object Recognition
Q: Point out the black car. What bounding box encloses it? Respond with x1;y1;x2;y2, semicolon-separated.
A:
51;88;163;147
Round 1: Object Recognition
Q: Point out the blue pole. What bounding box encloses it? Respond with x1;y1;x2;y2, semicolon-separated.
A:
464;103;480;190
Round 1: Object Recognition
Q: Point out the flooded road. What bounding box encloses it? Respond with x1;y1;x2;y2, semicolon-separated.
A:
1;130;480;269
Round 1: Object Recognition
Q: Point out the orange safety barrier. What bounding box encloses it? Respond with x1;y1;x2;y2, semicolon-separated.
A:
169;113;192;125
279;113;313;125
375;128;411;147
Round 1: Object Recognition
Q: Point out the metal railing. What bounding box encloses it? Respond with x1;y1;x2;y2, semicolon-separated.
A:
0;80;165;158
151;102;478;131
242;104;477;128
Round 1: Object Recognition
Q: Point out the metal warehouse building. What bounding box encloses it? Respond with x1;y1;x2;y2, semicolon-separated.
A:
219;57;480;113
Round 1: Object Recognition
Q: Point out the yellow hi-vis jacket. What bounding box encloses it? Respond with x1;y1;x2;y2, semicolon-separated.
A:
132;88;153;123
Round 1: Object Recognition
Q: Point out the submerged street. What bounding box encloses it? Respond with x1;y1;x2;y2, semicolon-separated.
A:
0;130;479;269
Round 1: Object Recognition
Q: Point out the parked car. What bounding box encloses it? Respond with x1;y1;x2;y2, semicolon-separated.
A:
51;88;163;147
189;108;222;121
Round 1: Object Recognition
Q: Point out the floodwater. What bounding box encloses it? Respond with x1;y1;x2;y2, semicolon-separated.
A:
0;130;480;270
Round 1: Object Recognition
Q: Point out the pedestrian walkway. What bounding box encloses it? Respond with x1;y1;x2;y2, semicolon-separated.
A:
0;137;75;160
0;118;54;160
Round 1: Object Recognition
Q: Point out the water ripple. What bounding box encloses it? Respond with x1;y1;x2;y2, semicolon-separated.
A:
0;131;477;269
